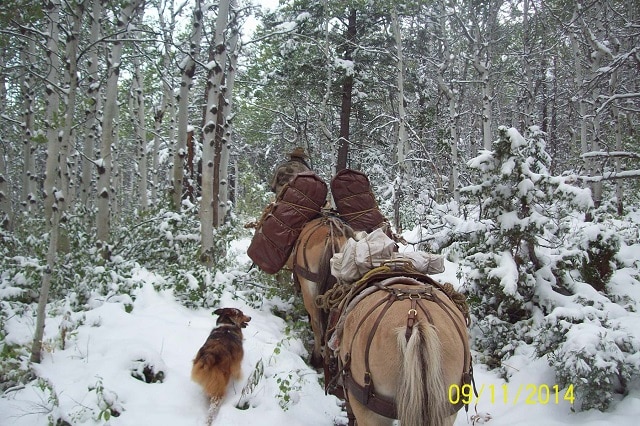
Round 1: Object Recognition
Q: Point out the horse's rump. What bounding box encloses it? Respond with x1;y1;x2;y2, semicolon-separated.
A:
339;279;470;426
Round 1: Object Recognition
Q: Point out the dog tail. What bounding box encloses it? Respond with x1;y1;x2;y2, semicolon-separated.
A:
191;352;231;400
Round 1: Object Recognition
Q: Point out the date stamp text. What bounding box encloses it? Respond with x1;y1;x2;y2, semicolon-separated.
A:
448;383;575;405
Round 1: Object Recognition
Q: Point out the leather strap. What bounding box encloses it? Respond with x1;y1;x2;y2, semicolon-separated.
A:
344;372;397;419
342;282;472;418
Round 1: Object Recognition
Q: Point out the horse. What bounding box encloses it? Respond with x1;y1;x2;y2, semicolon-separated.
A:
289;213;355;368
337;274;471;426
292;214;472;426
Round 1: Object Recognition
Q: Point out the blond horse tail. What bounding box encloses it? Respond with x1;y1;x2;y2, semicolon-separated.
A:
396;321;448;426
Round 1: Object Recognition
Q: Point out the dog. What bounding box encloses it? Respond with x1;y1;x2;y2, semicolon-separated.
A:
191;308;251;404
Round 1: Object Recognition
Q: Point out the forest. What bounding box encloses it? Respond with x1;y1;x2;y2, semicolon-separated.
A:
1;0;639;424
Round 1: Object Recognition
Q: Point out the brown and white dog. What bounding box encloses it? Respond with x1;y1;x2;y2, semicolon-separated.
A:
191;308;251;405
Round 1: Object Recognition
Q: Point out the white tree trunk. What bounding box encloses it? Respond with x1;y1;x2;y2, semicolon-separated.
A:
318;0;333;146
173;0;203;209
152;91;168;204
521;0;534;130
30;199;62;363
201;0;230;265
609;57;624;214
20;38;37;210
476;54;492;150
97;0;143;247
59;0;84;217
216;1;240;226
0;153;10;230
152;0;177;204
42;0;61;222
132;11;148;211
465;2;501;150
0;50;11;229
584;3;611;210
434;2;460;204
391;9;408;232
31;0;76;363
81;0;103;208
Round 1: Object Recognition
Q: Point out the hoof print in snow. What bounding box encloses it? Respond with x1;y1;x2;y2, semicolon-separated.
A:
131;358;166;383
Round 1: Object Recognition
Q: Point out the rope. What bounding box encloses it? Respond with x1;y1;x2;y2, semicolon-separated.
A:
440;282;471;325
315;282;350;311
315;265;391;312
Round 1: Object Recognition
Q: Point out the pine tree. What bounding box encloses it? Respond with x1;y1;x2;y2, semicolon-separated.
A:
458;126;592;358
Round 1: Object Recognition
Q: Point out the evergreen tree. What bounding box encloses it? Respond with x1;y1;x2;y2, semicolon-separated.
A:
457;126;592;359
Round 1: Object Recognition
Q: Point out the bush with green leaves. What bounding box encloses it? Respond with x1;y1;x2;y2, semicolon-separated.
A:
447;126;640;414
579;224;621;292
456;127;592;350
536;299;640;411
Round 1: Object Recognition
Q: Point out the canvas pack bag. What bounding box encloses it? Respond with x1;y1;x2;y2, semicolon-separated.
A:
330;169;388;232
248;172;327;274
330;228;445;283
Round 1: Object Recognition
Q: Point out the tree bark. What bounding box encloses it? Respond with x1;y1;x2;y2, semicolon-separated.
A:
200;0;230;266
336;8;356;172
0;48;11;229
172;0;203;210
30;204;61;363
97;0;144;249
434;2;460;204
42;0;61;223
81;0;103;209
215;5;240;227
391;9;407;233
20;35;37;211
31;0;84;362
131;9;148;211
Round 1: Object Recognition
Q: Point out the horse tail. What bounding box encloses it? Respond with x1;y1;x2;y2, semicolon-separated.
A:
396;321;448;426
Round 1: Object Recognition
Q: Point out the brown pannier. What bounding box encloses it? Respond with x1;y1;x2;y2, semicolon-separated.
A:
248;172;327;274
331;169;387;232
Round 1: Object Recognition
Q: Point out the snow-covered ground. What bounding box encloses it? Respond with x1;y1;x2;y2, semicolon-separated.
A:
2;238;639;426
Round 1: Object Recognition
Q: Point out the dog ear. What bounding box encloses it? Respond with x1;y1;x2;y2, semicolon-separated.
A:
213;308;225;316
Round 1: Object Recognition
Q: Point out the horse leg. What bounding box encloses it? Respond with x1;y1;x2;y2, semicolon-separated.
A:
300;277;324;368
308;306;325;368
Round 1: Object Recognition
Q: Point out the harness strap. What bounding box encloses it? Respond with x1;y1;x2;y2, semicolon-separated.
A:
292;218;332;295
405;297;418;341
342;294;391;414
344;372;397;419
362;297;394;403
341;282;474;418
413;290;476;413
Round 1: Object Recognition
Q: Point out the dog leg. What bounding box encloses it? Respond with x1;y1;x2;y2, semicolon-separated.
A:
206;397;222;426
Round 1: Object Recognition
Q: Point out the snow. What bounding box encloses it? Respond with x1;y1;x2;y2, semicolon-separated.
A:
2;231;639;426
488;251;519;296
275;21;297;32
0;275;345;425
334;58;355;76
2;196;640;426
